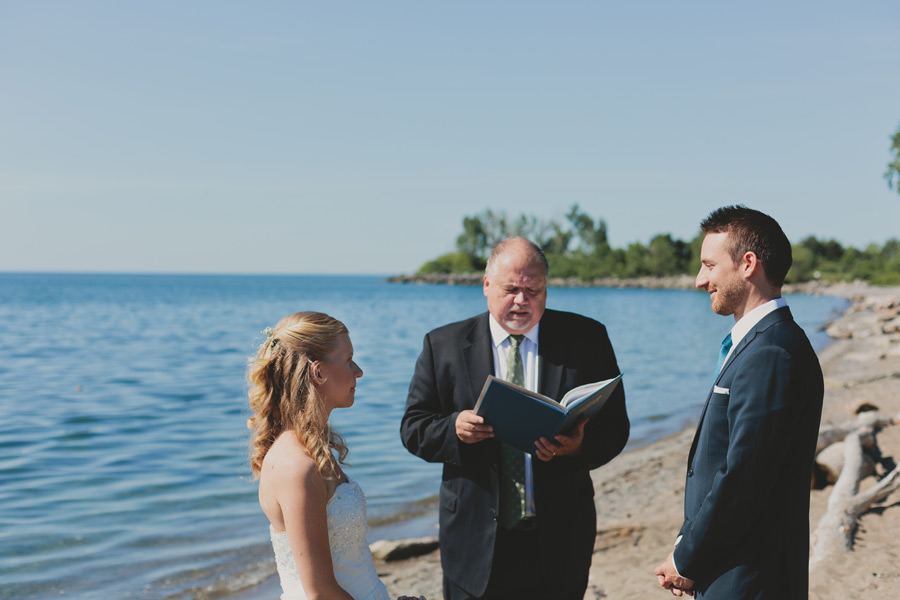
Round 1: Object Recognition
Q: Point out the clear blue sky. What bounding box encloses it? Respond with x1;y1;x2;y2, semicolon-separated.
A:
2;1;898;274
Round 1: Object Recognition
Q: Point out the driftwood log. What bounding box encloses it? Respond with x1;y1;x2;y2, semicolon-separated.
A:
809;411;900;572
815;411;894;454
814;440;875;486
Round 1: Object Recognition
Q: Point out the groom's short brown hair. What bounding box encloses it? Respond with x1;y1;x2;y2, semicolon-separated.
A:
701;205;792;288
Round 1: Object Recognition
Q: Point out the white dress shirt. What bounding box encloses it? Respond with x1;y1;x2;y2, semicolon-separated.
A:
722;297;788;365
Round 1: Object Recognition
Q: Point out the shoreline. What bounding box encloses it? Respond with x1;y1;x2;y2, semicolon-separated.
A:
385;272;853;295
226;282;900;600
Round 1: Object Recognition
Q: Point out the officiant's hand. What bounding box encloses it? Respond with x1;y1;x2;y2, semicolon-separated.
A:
534;418;588;461
455;410;494;444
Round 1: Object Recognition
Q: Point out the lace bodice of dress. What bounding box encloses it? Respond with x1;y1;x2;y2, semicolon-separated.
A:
270;478;389;600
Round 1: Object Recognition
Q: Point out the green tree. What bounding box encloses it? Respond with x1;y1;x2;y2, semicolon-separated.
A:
417;252;485;274
455;216;491;260
800;236;844;262
646;233;692;276
688;230;704;273
872;238;900;285
623;243;650;277
455;209;550;260
566;204;608;253
539;221;574;257
509;213;546;241
455;209;511;259
886;122;900;194
786;244;816;283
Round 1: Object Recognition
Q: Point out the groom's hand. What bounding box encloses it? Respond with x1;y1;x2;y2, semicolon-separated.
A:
456;410;494;444
654;551;694;596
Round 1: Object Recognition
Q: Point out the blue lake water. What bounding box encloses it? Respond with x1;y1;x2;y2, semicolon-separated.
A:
0;274;847;599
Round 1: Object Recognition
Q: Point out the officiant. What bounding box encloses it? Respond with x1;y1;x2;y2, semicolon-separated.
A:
400;237;630;600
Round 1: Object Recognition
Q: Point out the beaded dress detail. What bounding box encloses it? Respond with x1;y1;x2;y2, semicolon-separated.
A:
270;478;389;600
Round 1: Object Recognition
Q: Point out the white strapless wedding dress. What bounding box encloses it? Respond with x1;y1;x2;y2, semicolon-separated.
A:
270;478;389;600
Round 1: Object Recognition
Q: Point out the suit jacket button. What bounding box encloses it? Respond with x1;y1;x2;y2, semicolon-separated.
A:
687;468;694;477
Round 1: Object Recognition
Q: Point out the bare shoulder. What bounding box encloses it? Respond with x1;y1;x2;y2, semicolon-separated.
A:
259;432;327;525
263;432;322;487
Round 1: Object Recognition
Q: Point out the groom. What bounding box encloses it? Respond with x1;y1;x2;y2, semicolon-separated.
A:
400;237;629;600
654;206;824;598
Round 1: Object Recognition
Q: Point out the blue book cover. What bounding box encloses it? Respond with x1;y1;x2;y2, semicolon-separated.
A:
473;374;623;454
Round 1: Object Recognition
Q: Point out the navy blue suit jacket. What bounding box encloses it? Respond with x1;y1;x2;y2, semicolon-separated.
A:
674;306;823;599
399;309;629;597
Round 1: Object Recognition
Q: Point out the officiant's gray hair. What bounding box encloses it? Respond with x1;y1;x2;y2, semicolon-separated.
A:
484;237;549;281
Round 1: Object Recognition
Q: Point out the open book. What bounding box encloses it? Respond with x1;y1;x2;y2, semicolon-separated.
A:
473;374;623;454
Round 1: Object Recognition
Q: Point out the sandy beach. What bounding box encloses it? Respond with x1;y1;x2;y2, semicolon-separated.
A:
232;283;900;600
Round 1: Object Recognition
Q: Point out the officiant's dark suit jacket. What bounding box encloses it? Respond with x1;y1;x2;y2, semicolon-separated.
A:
400;309;629;598
673;306;823;599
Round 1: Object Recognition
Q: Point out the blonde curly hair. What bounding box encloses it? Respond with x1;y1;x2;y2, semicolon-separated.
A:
247;311;350;479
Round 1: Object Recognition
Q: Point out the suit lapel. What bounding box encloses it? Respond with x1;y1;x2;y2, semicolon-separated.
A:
687;306;794;466
714;306;793;385
686;388;715;467
537;310;564;399
461;313;500;478
461;313;494;409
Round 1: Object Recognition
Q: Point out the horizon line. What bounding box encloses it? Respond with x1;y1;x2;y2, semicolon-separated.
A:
0;270;398;277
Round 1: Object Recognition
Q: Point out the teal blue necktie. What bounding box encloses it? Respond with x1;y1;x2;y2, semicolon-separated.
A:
499;334;527;529
714;333;733;379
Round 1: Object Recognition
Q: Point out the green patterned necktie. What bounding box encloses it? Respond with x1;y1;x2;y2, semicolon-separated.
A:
499;334;527;529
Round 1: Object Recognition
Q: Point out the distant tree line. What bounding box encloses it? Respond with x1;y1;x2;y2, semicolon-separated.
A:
418;205;900;286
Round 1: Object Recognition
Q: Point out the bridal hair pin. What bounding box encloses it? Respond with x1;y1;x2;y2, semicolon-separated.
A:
261;327;279;348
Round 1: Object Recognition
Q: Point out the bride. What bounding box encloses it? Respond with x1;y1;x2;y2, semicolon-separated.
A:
247;311;422;600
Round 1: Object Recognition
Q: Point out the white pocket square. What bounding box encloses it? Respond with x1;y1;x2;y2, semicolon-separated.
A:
713;385;730;394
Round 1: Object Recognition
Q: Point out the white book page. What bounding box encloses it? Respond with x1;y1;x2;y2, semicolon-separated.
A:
560;376;619;408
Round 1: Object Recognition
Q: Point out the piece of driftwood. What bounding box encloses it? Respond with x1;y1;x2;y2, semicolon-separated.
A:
815;411;895;454
809;420;900;572
370;537;439;562
814;440;876;486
